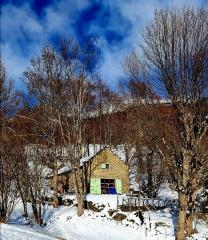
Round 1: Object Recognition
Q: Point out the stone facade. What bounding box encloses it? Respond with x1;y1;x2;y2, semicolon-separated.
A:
47;148;129;194
83;148;129;194
47;172;73;194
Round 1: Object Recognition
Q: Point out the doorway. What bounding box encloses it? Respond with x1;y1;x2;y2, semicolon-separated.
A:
101;179;115;194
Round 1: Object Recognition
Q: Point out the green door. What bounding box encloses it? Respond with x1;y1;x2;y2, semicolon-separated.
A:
90;178;101;194
115;179;122;194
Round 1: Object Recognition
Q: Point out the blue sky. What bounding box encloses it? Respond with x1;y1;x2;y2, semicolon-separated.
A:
0;0;204;89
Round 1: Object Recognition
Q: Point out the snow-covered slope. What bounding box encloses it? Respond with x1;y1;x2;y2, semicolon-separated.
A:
2;193;208;240
0;224;57;240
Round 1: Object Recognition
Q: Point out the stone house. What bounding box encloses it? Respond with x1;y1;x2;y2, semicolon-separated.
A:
47;148;130;194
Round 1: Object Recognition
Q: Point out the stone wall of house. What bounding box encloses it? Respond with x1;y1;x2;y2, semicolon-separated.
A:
85;149;129;193
47;172;74;194
47;149;130;194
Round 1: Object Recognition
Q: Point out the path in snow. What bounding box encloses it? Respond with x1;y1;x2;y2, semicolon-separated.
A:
0;224;60;240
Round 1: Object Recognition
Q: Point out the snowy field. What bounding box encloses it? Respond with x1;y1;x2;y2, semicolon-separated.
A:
0;224;57;240
1;191;208;240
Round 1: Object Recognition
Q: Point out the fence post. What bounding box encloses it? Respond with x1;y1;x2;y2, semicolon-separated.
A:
117;194;118;211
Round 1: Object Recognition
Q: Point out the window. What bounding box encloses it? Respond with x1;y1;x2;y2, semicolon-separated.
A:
100;163;110;169
101;179;115;194
106;163;110;169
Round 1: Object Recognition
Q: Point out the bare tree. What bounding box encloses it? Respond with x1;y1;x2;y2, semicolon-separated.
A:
24;38;97;216
24;45;66;208
134;105;167;198
138;6;208;239
120;62;166;197
0;136;19;223
0;59;18;124
58;39;95;216
0;60;19;222
93;76;119;148
25;144;49;224
14;140;30;218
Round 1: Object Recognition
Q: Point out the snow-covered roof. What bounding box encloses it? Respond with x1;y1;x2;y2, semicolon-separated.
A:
58;166;71;175
80;145;103;165
47;145;136;177
80;145;136;165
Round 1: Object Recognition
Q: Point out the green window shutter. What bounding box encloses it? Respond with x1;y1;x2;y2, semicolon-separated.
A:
100;163;106;169
90;178;101;194
100;163;110;169
115;179;122;194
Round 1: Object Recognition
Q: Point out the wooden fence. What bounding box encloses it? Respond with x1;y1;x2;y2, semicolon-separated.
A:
117;195;177;211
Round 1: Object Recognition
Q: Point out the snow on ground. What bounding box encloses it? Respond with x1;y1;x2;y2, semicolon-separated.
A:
0;224;57;240
1;192;208;240
157;183;178;200
188;221;208;240
44;206;140;240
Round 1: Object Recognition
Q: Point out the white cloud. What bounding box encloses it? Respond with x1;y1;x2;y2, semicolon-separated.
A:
0;0;204;89
0;0;90;89
98;0;203;86
99;48;126;87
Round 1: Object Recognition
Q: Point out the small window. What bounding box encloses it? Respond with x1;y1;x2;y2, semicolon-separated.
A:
106;163;110;169
100;163;110;169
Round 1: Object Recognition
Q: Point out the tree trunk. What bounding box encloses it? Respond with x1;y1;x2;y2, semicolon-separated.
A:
176;143;192;240
53;167;59;208
77;193;84;216
0;207;6;223
38;203;42;225
16;178;28;217
31;202;39;224
124;144;130;164
73;170;84;216
186;212;194;236
29;186;39;224
20;192;28;218
147;151;154;197
176;192;187;240
186;181;197;236
22;201;28;218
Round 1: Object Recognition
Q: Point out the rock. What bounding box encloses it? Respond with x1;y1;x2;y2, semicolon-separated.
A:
112;213;127;221
108;209;116;216
88;201;101;212
63;199;73;206
127;219;135;223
